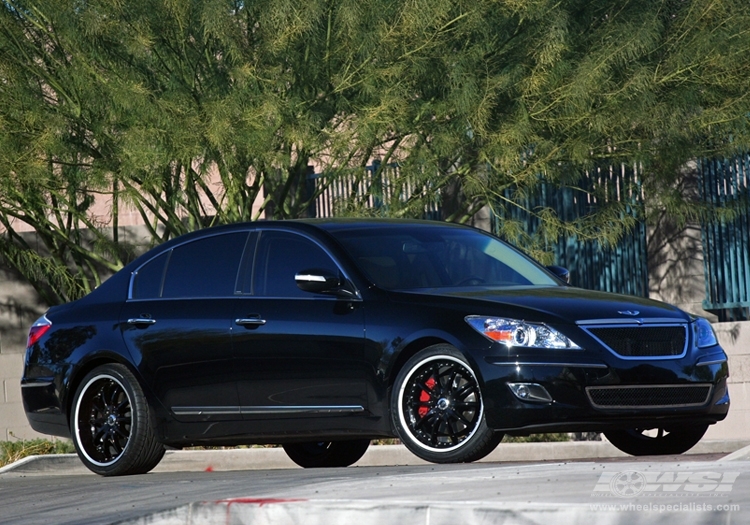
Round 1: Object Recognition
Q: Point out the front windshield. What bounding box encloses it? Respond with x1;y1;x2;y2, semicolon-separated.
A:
331;224;560;289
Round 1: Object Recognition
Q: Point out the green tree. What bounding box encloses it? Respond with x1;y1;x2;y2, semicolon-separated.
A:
2;0;750;303
344;0;750;257
0;0;402;302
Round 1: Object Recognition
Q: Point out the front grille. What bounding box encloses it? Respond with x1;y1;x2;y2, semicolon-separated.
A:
586;326;687;358
586;385;712;409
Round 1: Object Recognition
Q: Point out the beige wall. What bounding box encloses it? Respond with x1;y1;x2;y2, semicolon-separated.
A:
0;351;46;441
705;322;750;439
0;266;47;441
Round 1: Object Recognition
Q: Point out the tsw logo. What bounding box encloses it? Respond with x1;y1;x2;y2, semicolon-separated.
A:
592;471;741;497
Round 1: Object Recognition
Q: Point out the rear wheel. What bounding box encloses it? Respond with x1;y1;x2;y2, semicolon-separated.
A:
71;364;164;476
283;439;371;468
391;345;502;463
604;425;709;456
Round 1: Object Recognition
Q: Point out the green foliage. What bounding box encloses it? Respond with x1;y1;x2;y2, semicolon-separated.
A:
0;437;75;468
1;0;750;304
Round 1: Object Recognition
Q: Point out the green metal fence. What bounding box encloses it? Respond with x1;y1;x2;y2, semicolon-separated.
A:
699;155;750;321
490;165;649;297
309;162;649;298
308;162;441;220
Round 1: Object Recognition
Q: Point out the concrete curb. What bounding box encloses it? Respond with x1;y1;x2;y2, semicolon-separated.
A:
3;439;749;476
720;444;750;461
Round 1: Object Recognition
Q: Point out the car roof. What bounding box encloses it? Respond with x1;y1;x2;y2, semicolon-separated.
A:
122;219;472;273
294;218;469;233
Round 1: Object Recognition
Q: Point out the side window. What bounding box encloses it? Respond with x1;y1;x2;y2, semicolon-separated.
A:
252;231;339;297
132;252;169;300
161;232;249;298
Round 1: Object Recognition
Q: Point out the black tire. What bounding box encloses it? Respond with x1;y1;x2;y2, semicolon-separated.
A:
391;344;502;463
283;439;371;468
604;425;709;456
71;363;165;476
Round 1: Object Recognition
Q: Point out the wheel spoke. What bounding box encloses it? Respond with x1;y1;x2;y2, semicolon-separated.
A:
444;369;459;391
90;415;106;426
454;382;477;399
110;435;123;455
115;399;129;413
414;410;435;430
102;382;117;406
112;425;129;440
91;395;107;414
447;419;460;444
92;426;107;442
447;407;472;427
428;417;441;445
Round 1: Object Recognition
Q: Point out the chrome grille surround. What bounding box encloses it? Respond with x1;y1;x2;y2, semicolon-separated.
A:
586;384;712;409
577;318;689;360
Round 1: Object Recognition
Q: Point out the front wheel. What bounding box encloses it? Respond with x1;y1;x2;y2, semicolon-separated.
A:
391;345;502;463
71;364;165;476
283;439;371;468
604;425;709;456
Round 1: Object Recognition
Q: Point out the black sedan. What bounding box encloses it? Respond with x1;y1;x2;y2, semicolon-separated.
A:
21;219;730;475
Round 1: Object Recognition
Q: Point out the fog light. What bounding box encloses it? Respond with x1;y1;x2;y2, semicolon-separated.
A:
508;383;553;403
516;385;531;399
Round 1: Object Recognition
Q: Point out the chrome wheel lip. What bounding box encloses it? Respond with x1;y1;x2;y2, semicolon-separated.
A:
398;354;483;454
74;373;132;468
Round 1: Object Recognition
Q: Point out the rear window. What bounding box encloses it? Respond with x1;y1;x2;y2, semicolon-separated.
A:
132;252;169;300
162;232;249;298
132;232;250;299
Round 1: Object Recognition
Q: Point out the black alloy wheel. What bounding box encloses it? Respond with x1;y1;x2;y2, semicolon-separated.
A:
392;345;502;463
71;364;165;476
282;439;371;468
604;425;709;456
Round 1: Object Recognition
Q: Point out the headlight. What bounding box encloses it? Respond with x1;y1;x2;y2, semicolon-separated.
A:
465;316;581;349
693;317;718;349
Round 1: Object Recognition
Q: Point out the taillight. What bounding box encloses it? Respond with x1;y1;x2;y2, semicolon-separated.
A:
27;315;52;348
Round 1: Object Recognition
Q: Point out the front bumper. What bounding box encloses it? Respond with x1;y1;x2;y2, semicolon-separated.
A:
479;348;730;433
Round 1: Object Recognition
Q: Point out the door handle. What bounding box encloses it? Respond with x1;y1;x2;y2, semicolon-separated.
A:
127;318;156;326
235;316;266;326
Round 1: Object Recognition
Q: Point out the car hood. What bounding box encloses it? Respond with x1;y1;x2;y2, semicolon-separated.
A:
392;286;691;325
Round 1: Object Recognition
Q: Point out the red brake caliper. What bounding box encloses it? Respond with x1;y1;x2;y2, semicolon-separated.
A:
418;377;436;417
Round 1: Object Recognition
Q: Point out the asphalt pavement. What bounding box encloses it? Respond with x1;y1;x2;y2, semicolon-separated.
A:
2;440;750;525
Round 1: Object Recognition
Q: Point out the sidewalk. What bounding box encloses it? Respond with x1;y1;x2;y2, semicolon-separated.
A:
3;439;749;476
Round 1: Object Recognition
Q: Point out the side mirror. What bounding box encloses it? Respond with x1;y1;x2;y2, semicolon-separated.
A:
546;265;570;284
295;269;345;294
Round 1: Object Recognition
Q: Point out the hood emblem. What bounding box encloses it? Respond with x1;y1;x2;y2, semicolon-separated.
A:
618;310;640;316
